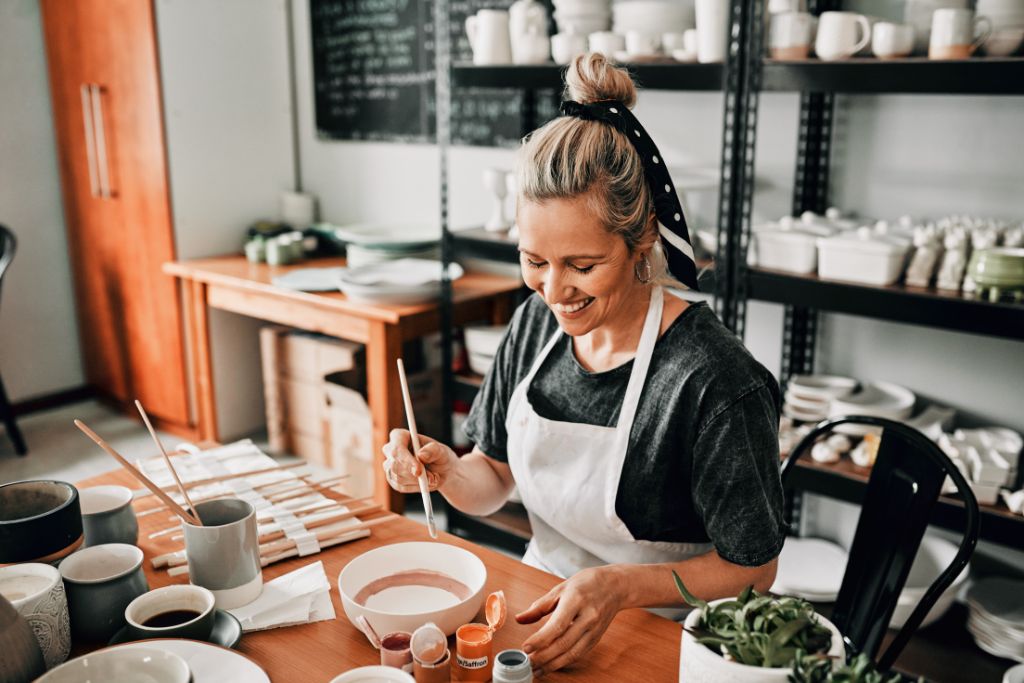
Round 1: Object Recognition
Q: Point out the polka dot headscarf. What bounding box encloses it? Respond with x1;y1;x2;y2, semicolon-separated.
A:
560;99;699;291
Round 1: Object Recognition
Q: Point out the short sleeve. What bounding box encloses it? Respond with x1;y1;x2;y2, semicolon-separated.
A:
691;383;785;567
461;311;523;462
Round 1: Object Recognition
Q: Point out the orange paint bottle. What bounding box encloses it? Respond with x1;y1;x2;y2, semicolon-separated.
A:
454;591;507;682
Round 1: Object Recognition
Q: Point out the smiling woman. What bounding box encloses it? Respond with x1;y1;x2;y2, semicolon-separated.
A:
382;53;784;676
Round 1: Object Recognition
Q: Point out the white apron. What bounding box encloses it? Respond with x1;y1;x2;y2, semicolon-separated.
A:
505;286;712;614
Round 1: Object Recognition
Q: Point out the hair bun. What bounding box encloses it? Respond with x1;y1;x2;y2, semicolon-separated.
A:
564;53;638;108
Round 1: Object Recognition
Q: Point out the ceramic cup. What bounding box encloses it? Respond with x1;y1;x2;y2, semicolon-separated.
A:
79;485;138;547
0;480;83;565
59;543;148;643
625;30;660;56
929;8;991;59
588;30;625;57
465;10;513;65
662;31;687;53
695;0;729;62
0;563;71;669
815;11;871;61
182;499;262;609
872;22;915;58
769;11;816;59
551;31;588;64
124;584;216;641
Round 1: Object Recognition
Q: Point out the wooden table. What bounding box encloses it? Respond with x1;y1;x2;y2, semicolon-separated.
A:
77;467;683;682
164;256;521;512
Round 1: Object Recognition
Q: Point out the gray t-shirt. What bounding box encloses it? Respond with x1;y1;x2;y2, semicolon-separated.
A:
463;293;785;568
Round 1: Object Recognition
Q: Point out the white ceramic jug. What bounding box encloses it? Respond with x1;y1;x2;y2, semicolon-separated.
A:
466;10;513;65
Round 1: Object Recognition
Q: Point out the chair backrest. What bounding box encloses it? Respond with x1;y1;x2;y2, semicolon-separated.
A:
0;225;15;317
781;415;979;671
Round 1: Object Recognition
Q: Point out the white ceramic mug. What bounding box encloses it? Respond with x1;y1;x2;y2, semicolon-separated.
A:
551;31;588;64
872;22;915;58
626;30;660;56
0;563;71;670
512;27;551;64
662;31;687;53
815;11;871;61
588;30;625;57
465;10;513;65
695;0;729;63
929;8;991;59
769;11;816;59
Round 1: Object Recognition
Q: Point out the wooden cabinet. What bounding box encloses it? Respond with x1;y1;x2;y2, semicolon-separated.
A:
41;0;190;433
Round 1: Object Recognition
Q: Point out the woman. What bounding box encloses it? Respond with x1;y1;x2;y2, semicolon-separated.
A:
383;54;785;675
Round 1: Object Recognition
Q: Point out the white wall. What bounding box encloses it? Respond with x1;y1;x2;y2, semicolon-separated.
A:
0;0;85;402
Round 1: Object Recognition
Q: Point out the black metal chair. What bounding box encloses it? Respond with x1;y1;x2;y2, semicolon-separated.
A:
0;225;27;455
782;415;979;672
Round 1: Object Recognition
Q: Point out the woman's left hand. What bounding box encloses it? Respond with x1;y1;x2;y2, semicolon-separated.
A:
516;566;625;676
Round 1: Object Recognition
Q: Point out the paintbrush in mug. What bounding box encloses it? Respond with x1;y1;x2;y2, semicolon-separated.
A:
397;358;437;539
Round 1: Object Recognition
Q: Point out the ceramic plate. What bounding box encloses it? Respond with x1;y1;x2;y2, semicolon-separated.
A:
967;577;1024;626
117;639;269;683
328;222;440;249
109;609;243;649
771;537;847;601
272;267;347;292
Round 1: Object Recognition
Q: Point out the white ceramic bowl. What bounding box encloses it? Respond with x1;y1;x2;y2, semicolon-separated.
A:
613;0;691;33
888;536;969;629
830;381;915;420
338;542;487;637
330;667;416;683
464;324;507;358
679;598;845;682
1003;662;1024;683
468;351;496;376
788;375;858;401
983;28;1024;55
38;646;190;683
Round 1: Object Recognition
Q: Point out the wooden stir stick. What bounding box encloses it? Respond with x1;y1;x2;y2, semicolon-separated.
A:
396;358;437;539
135;400;202;525
74;419;201;526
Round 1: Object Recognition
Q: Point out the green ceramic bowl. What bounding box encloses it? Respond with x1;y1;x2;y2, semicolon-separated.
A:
968;247;1024;287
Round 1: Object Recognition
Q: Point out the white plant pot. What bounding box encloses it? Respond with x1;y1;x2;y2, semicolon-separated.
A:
679;598;846;683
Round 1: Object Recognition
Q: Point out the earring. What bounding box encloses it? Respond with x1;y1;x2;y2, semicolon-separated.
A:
634;254;653;284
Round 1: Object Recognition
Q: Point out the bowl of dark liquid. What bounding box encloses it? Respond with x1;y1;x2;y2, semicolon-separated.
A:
125;584;216;641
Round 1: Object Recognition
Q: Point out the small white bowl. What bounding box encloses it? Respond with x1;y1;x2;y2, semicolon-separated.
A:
330;667;415;683
38;646;190;683
338;542;487;637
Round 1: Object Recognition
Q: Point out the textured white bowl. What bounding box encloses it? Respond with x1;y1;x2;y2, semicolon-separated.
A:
679;598;845;682
338;542;487;637
38;646;190;683
889;536;969;629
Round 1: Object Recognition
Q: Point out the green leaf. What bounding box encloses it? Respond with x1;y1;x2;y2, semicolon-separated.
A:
672;571;707;610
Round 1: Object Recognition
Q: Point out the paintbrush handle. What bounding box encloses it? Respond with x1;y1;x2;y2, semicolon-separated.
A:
397;359;437;539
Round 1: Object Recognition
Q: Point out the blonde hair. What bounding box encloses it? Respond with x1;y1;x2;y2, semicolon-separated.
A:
515;53;683;289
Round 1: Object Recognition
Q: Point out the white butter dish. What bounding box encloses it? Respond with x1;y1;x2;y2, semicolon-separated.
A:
817;228;911;286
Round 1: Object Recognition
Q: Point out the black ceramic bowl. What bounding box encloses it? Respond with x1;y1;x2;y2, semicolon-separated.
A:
0;480;83;564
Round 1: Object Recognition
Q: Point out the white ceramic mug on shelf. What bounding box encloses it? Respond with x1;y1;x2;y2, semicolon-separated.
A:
872;22;915;58
815;11;871;61
589;30;625;57
769;11;816;59
929;8;991;59
551;31;588;64
626;30;661;56
465;10;513;65
662;31;687;52
695;0;729;63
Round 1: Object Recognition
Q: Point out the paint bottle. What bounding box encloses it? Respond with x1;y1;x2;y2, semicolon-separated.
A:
411;622;451;683
491;650;532;683
380;631;414;673
455;591;506;682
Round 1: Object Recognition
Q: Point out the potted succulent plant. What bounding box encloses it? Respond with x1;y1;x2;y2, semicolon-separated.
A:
674;573;903;683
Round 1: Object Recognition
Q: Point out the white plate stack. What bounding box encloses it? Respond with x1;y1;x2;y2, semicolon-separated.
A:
977;0;1024;56
828;381;916;436
771;537;848;602
966;577;1024;662
783;374;858;423
335;259;464;305
554;0;612;36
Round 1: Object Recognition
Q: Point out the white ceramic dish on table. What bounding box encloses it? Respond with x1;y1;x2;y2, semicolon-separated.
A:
37;646;190;683
116;639;270;682
751;223;822;274
336;260;464;305
817;228;911;286
328;223;440;250
330;666;416;683
338;541;488;637
888;535;969;629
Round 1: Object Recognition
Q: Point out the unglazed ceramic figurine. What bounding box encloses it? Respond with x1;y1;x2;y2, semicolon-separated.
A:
936;229;969;291
906;225;943;287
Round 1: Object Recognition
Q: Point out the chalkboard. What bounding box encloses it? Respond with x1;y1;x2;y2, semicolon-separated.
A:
310;0;557;147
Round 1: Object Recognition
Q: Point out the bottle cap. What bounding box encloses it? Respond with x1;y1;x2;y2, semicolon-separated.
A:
411;622;448;665
485;590;507;632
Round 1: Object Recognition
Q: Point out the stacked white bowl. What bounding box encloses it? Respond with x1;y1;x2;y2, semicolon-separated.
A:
783;374;858;423
464;324;508;376
966;577;1024;662
612;0;693;35
978;0;1024;55
554;0;612;36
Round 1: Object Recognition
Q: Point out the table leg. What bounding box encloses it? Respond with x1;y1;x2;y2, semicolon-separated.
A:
367;321;405;513
186;280;219;443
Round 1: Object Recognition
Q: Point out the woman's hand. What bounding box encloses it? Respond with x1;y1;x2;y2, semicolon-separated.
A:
516;566;626;676
381;429;459;493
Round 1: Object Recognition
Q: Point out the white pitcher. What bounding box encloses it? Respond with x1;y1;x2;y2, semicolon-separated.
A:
466;10;513;65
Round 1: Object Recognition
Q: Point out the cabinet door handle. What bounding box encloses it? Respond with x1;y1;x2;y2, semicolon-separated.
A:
79;84;100;198
89;84;113;199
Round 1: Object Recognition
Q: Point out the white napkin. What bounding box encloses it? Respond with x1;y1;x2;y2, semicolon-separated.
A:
227;560;336;632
